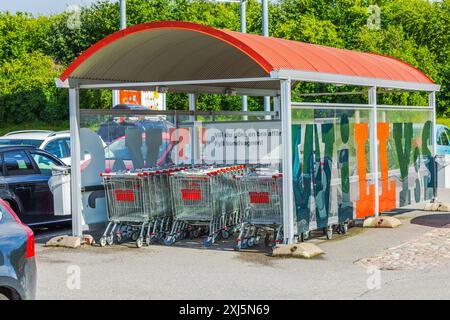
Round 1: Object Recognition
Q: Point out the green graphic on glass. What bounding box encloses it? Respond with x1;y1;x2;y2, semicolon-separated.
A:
422;120;434;200
393;122;412;206
338;113;353;223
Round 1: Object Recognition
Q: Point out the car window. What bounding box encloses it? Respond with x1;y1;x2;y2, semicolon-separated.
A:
31;152;60;176
445;128;450;141
439;130;449;146
0;139;43;148
63;138;71;157
44;139;68;158
0;202;15;224
3;151;35;176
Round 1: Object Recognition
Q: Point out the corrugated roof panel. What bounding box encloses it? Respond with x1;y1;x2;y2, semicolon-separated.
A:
60;21;434;86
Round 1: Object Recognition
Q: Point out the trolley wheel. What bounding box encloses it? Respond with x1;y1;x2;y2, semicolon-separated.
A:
131;231;139;242
145;237;151;246
325;226;333;240
221;229;230;240
192;229;200;238
264;233;274;247
342;223;348;235
99;237;107;247
234;237;244;251
203;238;213;247
247;236;255;247
254;235;261;245
106;235;114;246
300;231;310;242
136;237;144;248
164;236;175;246
116;233;123;243
241;238;248;249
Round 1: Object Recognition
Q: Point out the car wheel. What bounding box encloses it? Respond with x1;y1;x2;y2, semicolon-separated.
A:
0;293;9;300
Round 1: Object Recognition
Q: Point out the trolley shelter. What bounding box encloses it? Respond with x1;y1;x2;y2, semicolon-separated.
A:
56;21;440;245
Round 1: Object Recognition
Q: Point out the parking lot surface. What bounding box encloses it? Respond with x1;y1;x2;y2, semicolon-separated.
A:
35;208;450;300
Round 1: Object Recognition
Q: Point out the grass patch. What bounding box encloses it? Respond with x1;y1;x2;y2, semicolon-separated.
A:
0;121;69;136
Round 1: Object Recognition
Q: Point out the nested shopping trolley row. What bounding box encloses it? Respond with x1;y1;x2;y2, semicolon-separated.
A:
100;167;179;247
167;165;247;246
235;168;284;250
100;164;345;249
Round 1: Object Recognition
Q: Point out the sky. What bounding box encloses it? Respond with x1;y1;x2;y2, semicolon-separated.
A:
0;0;114;16
0;0;442;16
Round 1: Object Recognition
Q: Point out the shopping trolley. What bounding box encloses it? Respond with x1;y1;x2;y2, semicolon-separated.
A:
140;167;180;244
166;165;247;246
235;168;283;250
100;172;149;248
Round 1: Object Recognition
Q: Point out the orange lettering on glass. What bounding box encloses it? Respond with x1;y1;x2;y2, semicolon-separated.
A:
354;123;375;218
377;122;396;212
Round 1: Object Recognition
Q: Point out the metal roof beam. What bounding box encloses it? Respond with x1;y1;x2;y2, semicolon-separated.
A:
271;70;441;92
73;77;274;90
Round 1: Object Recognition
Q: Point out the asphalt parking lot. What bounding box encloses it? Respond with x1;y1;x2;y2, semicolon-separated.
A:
35;207;450;300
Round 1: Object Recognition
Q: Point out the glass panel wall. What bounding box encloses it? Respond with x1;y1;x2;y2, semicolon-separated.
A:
78;110;280;225
291;107;375;234
377;108;434;211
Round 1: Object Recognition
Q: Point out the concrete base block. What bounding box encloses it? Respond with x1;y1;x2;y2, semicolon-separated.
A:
82;234;95;246
424;202;441;211
272;243;324;259
363;216;402;228
438;202;450;212
46;236;81;248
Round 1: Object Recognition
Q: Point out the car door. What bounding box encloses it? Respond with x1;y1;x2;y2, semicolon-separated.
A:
28;151;63;222
2;150;39;224
43;138;71;165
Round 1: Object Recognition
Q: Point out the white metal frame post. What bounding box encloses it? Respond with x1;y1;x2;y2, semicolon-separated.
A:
189;93;196;164
69;87;83;237
368;86;380;217
280;79;295;244
430;91;437;201
273;95;280;119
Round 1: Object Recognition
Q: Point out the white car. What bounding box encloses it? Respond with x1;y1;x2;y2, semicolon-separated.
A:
0;130;71;165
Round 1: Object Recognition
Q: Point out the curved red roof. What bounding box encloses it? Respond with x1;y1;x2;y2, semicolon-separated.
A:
60;21;434;85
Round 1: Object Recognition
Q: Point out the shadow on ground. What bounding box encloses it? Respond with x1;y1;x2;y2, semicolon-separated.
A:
410;213;450;228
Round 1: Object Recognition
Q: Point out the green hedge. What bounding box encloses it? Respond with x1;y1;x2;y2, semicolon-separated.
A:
0;0;449;126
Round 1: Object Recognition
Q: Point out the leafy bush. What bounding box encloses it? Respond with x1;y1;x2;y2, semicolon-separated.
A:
0;0;448;125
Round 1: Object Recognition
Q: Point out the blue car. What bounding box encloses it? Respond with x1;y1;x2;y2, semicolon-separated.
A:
0;199;36;300
436;124;450;155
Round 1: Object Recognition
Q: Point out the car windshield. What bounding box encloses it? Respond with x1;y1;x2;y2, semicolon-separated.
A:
0;139;43;148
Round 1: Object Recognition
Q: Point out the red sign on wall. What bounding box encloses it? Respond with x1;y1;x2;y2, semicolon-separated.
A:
119;90;142;105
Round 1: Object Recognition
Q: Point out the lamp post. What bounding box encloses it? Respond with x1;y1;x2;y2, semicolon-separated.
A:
120;0;126;30
262;0;270;114
112;0;127;107
240;0;248;113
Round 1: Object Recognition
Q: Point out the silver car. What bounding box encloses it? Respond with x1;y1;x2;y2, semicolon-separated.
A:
0;130;71;165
